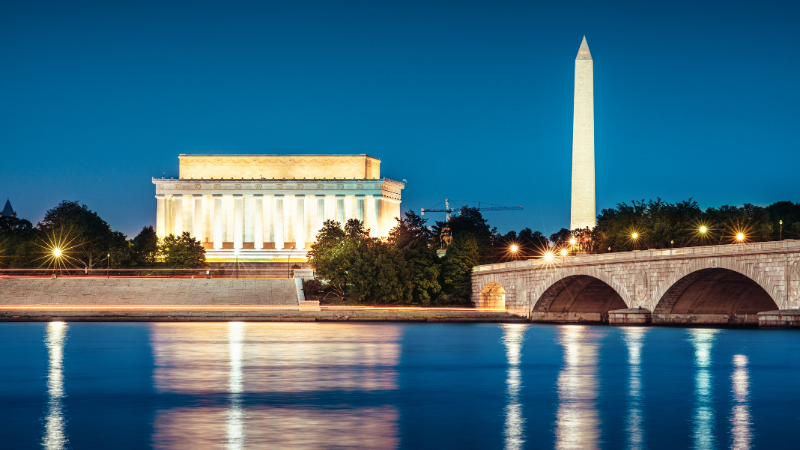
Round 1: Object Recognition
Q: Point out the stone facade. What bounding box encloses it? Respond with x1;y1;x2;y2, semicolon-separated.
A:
570;36;596;231
154;154;404;260
472;240;800;325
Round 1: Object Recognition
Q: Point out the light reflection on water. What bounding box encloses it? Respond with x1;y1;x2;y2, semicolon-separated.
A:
150;323;400;449
502;324;526;450
43;322;68;450
689;328;720;450
730;354;751;449
19;323;798;449
555;326;601;450
622;327;647;450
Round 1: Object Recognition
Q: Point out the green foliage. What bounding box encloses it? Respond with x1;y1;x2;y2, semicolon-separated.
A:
159;232;206;269
389;212;441;305
432;207;496;263
440;233;481;300
595;199;780;252
39;200;132;268
133;225;159;265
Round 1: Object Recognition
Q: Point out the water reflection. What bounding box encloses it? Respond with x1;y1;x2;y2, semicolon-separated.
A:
555;326;600;450
621;328;647;450
502;324;526;450
730;354;751;449
43;322;68;450
688;329;720;450
226;322;244;450
150;323;400;449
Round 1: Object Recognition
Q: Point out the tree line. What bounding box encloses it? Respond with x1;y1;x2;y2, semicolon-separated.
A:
0;200;205;270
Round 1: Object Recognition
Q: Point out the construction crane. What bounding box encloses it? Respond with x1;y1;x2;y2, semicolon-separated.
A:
421;199;523;222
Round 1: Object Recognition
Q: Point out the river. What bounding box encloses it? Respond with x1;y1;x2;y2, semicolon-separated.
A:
1;322;798;449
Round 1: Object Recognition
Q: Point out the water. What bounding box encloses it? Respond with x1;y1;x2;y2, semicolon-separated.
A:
2;323;799;449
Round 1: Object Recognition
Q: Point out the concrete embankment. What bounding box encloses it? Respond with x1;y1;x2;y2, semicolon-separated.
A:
0;278;299;306
0;308;527;323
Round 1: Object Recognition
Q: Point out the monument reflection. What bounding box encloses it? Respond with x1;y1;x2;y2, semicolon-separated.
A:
555;325;600;450
689;328;720;450
622;327;647;450
43;322;68;450
502;324;526;450
730;354;751;449
150;323;400;449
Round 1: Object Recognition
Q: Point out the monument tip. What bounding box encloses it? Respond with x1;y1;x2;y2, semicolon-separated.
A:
577;36;592;61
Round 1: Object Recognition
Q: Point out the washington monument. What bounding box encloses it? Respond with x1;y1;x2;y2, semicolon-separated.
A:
570;36;596;230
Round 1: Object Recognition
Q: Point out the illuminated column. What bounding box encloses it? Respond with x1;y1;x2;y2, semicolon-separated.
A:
284;194;293;246
325;195;336;223
295;196;305;250
263;195;273;245
204;196;213;243
335;195;345;224
345;195;355;223
308;195;318;242
213;195;224;249
373;196;382;237
356;195;365;223
316;196;326;235
244;195;254;244
173;195;183;236
182;196;192;237
193;195;203;240
156;195;166;238
274;195;284;250
253;195;263;249
225;196;235;243
233;195;244;250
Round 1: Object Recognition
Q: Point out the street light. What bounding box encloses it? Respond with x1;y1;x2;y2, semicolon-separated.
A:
543;251;554;262
569;237;576;246
631;232;639;251
699;226;707;234
560;249;568;257
736;233;745;242
107;253;110;279
780;220;783;240
510;244;518;260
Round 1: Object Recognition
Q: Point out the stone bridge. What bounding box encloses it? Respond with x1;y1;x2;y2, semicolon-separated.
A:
472;240;800;327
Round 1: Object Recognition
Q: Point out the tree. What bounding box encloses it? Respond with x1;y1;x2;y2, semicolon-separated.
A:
432;207;496;264
388;212;441;305
132;226;159;265
440;233;481;301
38;201;127;269
159;232;206;268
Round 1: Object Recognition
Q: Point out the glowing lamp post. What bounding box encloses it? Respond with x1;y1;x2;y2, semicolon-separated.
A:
543;251;554;262
736;233;745;243
699;226;707;234
510;244;518;261
560;249;568;257
631;232;639;251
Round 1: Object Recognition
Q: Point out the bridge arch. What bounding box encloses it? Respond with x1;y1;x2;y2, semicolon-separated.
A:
654;267;778;324
478;282;506;309
532;273;628;317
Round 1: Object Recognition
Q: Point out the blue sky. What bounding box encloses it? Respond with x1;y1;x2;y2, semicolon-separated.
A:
2;0;798;237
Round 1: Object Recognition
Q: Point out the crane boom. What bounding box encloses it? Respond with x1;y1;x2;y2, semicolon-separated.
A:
421;199;522;221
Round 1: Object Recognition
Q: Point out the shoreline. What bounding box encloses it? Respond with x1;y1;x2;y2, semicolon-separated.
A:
0;307;529;323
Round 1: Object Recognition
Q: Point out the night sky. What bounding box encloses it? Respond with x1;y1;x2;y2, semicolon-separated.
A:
2;0;798;238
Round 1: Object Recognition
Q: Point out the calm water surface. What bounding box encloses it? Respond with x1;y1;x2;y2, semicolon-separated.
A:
1;322;799;449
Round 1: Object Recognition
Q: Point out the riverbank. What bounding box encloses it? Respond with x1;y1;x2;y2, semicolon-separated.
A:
0;307;527;323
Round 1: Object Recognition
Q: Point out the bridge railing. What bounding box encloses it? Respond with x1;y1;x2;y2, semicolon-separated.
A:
473;239;799;272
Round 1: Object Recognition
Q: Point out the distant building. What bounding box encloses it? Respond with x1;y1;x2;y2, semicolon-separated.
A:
153;154;405;261
0;199;15;218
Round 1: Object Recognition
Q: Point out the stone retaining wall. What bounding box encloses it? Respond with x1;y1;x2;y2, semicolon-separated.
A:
0;278;298;305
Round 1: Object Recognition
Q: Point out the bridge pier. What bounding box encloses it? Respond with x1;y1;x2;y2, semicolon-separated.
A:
608;308;651;325
530;311;607;324
758;310;800;327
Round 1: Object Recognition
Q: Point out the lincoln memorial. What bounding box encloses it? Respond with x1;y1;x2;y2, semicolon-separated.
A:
153;154;404;260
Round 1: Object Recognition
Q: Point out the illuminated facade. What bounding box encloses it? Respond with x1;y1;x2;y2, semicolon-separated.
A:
153;154;404;260
570;36;596;230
